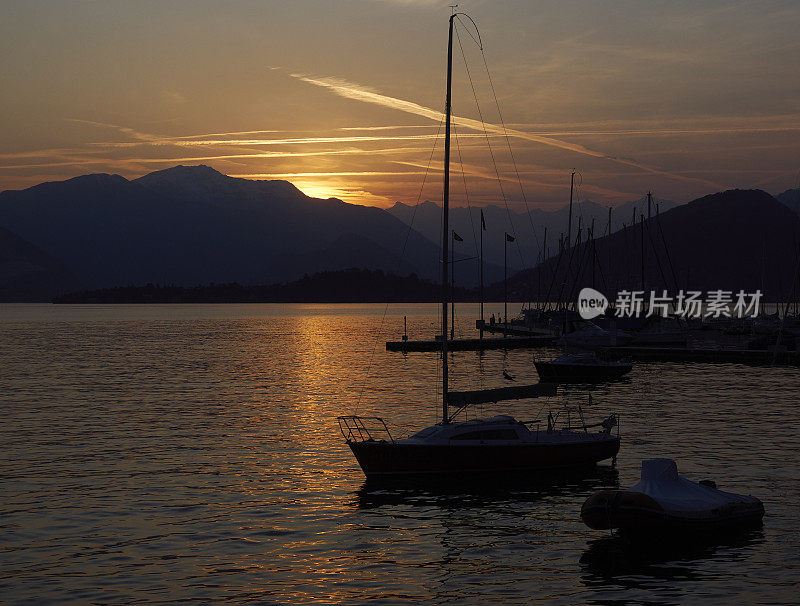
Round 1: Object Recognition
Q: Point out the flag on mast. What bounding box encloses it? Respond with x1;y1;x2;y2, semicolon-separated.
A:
453;231;463;242
480;209;486;231
505;232;515;242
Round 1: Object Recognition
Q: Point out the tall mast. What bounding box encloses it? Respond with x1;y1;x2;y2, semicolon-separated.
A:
441;13;455;425
504;232;508;334
591;219;596;289
607;206;612;292
450;231;455;339
539;227;547;309
567;170;575;249
479;211;484;339
640;213;645;292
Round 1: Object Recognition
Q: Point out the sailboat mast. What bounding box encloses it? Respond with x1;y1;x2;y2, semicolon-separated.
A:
567;170;575;249
480;211;484;339
441;14;455;425
607;206;612;293
640;212;645;292
450;233;455;339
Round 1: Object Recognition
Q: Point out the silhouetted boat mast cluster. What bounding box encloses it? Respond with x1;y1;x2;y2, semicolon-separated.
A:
341;14;766;538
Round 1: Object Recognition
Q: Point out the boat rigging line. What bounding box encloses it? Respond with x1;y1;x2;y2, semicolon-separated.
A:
352;113;446;417
457;14;545;262
453;19;529;272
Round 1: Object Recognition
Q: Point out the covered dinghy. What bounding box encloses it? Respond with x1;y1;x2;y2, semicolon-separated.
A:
581;458;764;534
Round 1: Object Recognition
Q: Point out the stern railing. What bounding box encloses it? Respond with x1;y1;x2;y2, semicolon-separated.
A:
337;416;395;443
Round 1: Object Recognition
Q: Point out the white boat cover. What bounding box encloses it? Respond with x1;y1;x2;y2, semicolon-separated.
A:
629;459;760;517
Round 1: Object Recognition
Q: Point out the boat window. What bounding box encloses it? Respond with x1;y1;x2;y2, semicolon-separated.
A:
450;429;519;440
411;427;438;438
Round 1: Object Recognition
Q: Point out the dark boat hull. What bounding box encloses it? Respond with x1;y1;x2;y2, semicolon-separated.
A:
534;362;632;383
348;437;620;477
581;489;765;535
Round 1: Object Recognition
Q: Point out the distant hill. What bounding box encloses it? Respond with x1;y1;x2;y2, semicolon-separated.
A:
0;226;82;301
2;165;794;303
508;189;800;303
53;268;474;304
0;165;443;293
776;188;800;217
262;233;417;282
387;195;676;274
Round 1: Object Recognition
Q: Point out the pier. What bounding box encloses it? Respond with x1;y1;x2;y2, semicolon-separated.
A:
475;320;557;338
386;335;556;352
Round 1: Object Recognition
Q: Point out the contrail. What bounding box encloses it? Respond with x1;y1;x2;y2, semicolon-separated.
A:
291;74;727;190
394;160;639;198
72;117;483;149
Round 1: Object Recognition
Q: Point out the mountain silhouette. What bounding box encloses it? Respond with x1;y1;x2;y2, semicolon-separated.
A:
387;195;676;275
508;189;800;302
263;233;418;282
1;167;793;303
776;188;800;217
0;165;443;293
0;225;82;301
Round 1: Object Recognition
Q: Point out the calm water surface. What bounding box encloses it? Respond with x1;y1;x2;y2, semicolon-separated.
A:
1;303;798;604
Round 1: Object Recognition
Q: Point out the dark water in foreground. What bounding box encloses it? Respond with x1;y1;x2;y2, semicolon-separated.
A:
1;303;798;604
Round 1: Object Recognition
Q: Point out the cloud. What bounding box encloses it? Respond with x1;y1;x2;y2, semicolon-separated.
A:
337;125;436;131
290;73;727;190
160;90;187;105
0;146;434;171
70;118;492;149
231;171;428;178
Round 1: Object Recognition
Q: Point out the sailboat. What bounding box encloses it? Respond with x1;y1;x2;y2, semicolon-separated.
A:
337;13;620;478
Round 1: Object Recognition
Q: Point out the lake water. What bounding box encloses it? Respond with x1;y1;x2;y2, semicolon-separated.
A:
1;303;798;604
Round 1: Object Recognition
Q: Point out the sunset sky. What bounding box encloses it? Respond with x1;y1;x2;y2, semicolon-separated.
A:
3;0;800;209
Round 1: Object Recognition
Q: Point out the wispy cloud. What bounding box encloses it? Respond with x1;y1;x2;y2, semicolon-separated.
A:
290;73;726;189
233;171;428;178
337;125;435;131
75;118;491;149
394;159;639;199
0;146;432;171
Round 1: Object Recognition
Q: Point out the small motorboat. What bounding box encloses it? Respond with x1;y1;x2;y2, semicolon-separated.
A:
534;352;632;383
558;321;632;349
581;458;764;535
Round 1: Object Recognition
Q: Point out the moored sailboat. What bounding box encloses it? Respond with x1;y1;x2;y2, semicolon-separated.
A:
534;352;632;383
338;13;620;479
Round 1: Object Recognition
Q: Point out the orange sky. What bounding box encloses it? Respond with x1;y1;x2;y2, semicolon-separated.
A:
2;1;800;209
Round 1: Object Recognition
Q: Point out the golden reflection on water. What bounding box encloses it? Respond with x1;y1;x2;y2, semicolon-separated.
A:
0;304;796;604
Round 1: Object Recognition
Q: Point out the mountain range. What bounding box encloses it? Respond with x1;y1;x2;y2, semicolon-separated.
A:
777;188;800;217
509;189;800;303
1;165;798;302
0;225;82;302
387;195;676;274
0;165;447;299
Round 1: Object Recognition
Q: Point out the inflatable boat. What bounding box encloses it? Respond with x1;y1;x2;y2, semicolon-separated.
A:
581;458;764;535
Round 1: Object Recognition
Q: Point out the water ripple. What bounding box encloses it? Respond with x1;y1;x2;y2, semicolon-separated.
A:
0;303;797;604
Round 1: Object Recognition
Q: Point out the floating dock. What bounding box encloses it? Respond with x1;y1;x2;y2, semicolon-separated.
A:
386;335;557;352
475;320;555;338
604;345;800;366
